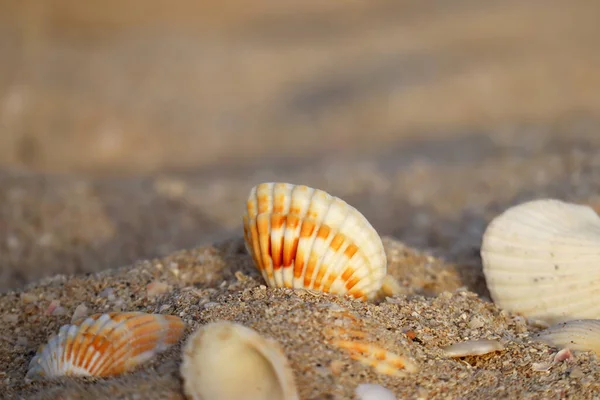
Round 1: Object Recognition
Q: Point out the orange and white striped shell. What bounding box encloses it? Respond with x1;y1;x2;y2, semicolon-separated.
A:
26;312;186;380
242;182;387;301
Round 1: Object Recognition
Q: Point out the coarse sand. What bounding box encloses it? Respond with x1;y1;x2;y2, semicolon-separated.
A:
2;128;600;399
2;236;600;400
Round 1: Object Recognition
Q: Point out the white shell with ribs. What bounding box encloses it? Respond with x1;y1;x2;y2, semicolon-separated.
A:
243;182;387;300
534;319;600;355
481;199;600;324
180;321;299;400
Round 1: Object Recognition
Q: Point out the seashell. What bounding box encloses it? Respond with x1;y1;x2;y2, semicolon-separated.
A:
481;199;600;324
533;319;600;356
441;339;505;358
375;274;404;300
531;348;575;372
243;182;387;301
553;347;574;363
330;338;418;376
355;383;396;400
70;303;89;323
181;321;299;400
324;326;418;376
26;312;185;380
531;361;552;372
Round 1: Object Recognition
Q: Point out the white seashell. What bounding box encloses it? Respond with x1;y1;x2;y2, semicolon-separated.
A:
181;321;299;400
355;383;397;400
553;347;575;363
531;362;552;372
243;182;387;301
70;303;89;323
441;339;505;357
533;319;600;356
481;199;600;324
26;312;185;380
375;274;404;300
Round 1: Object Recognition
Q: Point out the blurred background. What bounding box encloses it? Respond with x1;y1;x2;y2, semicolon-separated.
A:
1;0;600;292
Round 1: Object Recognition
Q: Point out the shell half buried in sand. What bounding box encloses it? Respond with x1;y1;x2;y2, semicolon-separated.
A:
481;199;600;324
441;339;505;358
355;383;396;400
243;182;387;301
26;312;185;380
534;319;600;356
180;321;299;400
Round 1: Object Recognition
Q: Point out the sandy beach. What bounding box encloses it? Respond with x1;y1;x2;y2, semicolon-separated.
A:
2;1;600;398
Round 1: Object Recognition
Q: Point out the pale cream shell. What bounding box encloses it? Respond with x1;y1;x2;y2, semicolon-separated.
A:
243;182;387;300
441;339;505;357
481;199;600;324
355;383;396;400
26;312;185;380
534;319;600;356
180;321;299;400
376;274;404;300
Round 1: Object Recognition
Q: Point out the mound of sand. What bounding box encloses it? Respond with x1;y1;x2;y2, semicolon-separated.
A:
2;237;599;399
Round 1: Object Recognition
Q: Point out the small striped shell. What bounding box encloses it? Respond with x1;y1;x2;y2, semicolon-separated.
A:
534;319;600;356
181;321;299;400
330;337;418;376
26;312;186;380
481;199;600;324
323;316;418;377
243;182;387;300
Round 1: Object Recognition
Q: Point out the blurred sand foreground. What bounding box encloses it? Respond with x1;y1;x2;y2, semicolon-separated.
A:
2;1;600;399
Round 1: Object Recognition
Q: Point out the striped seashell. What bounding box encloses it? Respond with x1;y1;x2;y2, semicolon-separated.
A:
331;338;418;376
26;312;185;380
243;182;387;301
181;321;299;400
534;319;600;356
323;326;418;376
481;199;600;324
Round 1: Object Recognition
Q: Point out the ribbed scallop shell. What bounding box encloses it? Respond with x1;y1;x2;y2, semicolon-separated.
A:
534;319;600;356
481;199;600;324
26;312;185;380
243;182;387;300
180;321;299;400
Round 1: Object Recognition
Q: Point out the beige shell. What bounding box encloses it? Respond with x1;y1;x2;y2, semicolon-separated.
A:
243;182;387;300
441;339;505;357
481;199;600;324
355;384;396;400
180;321;299;400
26;312;185;380
534;319;600;356
376;274;403;300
